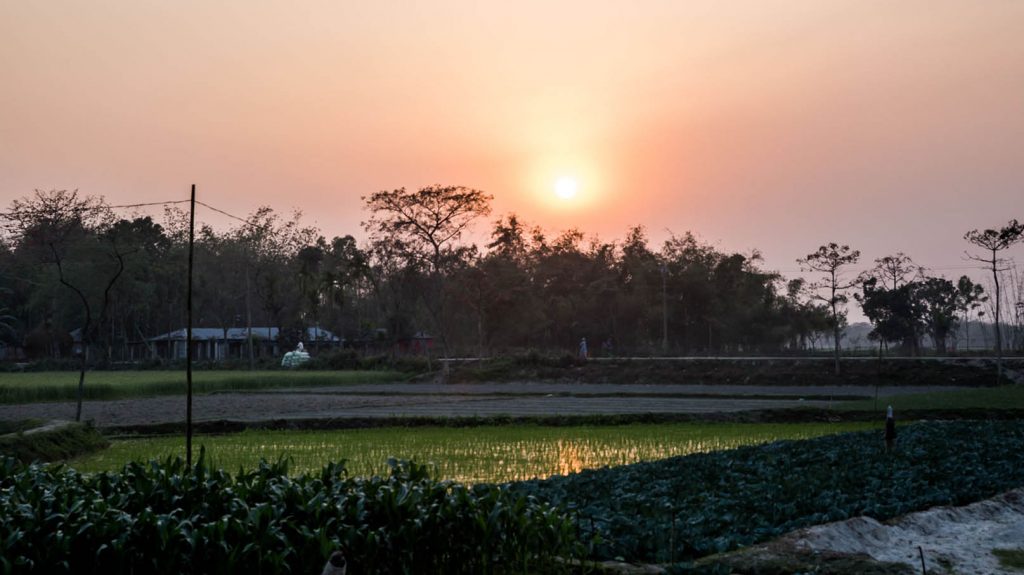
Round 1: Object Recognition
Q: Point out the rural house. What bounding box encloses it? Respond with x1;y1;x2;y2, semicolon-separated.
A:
143;327;341;361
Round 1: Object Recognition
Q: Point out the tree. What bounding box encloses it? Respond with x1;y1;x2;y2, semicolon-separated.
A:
0;287;16;340
1;190;126;421
956;276;987;352
964;219;1024;381
857;278;923;355
798;243;861;374
779;278;832;352
319;235;369;342
855;253;921;357
477;214;542;351
862;252;920;290
363;185;492;356
363;185;492;275
237;207;318;354
917;276;982;355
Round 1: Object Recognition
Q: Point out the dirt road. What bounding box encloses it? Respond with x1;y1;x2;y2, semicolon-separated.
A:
0;382;957;428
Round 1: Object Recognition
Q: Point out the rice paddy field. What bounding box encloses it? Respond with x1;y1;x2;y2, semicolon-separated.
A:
71;421;877;483
0;370;403;404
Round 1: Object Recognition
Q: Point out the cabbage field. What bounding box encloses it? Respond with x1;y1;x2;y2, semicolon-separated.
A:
510;420;1024;563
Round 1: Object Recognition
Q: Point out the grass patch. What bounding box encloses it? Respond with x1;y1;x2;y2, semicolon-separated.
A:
0;419;42;435
0;370;404;404
993;548;1024;570
70;421;874;483
839;384;1024;412
0;422;109;463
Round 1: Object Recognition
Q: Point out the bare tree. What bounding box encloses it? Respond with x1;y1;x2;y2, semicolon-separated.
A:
862;252;920;290
965;219;1024;382
799;243;861;374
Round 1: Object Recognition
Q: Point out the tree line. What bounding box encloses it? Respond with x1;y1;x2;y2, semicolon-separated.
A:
0;188;1021;364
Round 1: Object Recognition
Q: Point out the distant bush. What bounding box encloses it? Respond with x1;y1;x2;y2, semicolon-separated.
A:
0;454;578;574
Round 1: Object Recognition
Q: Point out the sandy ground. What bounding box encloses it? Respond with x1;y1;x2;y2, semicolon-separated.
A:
788;489;1024;574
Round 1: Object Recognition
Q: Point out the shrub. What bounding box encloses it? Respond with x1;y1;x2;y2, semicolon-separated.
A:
0;422;108;463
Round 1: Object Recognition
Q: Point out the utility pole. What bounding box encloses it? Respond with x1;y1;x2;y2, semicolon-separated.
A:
186;184;195;468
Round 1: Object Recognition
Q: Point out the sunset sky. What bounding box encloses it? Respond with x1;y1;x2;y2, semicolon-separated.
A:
2;1;1022;279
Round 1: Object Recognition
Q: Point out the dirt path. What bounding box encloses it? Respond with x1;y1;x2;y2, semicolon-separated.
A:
273;382;965;398
0;382;959;428
0;393;834;428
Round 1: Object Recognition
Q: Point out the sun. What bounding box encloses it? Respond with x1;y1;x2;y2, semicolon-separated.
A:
554;176;578;200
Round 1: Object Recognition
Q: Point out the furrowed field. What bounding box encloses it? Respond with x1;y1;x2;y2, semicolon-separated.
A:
72;422;875;483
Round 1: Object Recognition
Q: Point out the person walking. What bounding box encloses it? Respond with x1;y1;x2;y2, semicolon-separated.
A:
578;337;589;359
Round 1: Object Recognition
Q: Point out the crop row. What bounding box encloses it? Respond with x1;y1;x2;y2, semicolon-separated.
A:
0;453;577;574
510;420;1024;563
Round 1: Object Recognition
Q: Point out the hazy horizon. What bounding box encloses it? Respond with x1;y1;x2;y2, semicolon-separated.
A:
2;1;1022;281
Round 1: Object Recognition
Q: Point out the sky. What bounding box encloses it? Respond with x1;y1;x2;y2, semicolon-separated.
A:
2;1;1023;283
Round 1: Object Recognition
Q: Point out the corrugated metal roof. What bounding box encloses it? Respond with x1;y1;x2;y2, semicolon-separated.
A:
147;327;340;342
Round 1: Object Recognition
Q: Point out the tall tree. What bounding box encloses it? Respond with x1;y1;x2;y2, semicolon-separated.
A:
799;243;861;374
863;252;920;290
363;185;492;356
964;219;1024;381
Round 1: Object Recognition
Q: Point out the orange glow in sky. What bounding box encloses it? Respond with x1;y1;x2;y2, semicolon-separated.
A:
1;1;1023;274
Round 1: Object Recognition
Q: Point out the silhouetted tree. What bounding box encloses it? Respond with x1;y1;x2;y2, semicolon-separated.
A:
363;185;492;357
965;219;1024;381
2;190;128;420
799;243;861;374
917;276;980;355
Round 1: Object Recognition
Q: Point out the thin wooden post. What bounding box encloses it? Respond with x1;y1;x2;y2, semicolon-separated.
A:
186;184;195;468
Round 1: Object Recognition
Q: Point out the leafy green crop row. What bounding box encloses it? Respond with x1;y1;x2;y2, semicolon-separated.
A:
510;420;1024;563
0;453;577;574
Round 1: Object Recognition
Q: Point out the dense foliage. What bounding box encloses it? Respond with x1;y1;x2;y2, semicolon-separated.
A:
1;190;1018;362
0;189;836;361
510;420;1024;563
0;454;578;574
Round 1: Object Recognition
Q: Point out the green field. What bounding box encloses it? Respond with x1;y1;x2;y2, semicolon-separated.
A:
839;383;1024;412
72;422;876;483
0;370;403;404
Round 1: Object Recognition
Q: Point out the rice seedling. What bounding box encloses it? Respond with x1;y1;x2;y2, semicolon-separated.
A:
71;421;875;483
